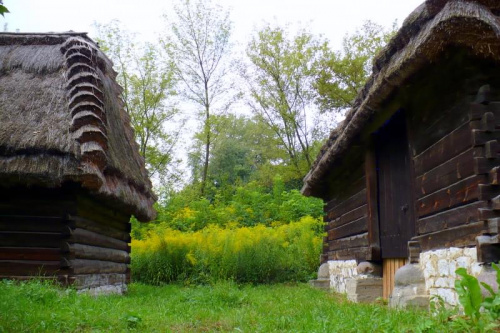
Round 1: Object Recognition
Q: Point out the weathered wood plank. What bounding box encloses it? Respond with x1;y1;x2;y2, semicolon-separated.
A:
69;228;128;251
472;129;500;146
0;260;62;275
67;215;130;242
417;201;486;235
0;215;64;233
67;259;127;274
328;233;369;251
414;122;472;176
412;221;486;251
325;176;366;212
0;231;64;248
417;175;486;217
327;246;372;261
0;247;61;261
416;148;476;198
63;243;129;263
326;189;367;221
76;195;130;232
328;216;367;241
327;205;367;230
485;140;499;159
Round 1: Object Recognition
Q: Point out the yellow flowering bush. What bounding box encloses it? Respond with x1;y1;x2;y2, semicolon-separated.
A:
131;216;324;284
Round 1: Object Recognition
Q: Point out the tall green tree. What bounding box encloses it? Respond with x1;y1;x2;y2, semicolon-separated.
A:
161;0;234;196
245;25;324;177
314;21;397;113
94;21;183;188
187;114;283;199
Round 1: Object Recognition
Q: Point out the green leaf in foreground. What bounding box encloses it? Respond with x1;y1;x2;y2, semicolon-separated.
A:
0;5;9;17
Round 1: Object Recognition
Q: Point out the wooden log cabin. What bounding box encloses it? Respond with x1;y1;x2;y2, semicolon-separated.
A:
0;33;156;293
303;0;500;304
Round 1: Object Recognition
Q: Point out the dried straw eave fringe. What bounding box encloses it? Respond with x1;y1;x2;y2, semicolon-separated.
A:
0;33;156;221
302;0;500;196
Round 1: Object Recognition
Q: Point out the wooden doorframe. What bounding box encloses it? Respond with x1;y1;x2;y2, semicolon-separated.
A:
364;109;418;257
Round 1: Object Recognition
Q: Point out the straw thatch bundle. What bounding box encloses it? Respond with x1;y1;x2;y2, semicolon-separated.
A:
0;32;156;221
302;0;500;196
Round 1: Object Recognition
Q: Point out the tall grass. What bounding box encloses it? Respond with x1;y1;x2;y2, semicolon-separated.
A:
131;216;323;284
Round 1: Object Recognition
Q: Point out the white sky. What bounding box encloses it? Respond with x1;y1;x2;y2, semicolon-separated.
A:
4;0;422;49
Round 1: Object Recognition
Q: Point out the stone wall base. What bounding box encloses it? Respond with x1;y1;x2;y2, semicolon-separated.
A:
389;264;429;309
346;276;383;303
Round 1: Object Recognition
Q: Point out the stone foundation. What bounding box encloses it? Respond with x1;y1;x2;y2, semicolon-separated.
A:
389;264;429;308
314;247;496;308
346;276;383;303
420;247;483;306
328;260;358;293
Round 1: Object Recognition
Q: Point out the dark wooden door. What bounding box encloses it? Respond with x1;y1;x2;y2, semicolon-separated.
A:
376;111;415;258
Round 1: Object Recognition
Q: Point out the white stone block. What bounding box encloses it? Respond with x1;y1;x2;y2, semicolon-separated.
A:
463;247;477;260
449;261;457;278
436;288;456;305
449;247;462;259
435;277;448;288
456;256;472;269
425;277;435;291
438;259;450;276
424;260;437;278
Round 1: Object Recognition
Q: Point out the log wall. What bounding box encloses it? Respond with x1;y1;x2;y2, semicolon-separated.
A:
0;184;132;290
408;86;500;253
322;164;371;263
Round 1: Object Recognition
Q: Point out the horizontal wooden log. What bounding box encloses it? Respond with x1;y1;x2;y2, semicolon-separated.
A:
0;215;64;233
485;218;500;235
71;273;126;289
485;140;499;159
482;112;495;133
66;259;127;274
412;221;486;251
0;247;61;261
475;157;499;175
76;195;130;232
328;217;367;240
417;175;486;217
0;260;62;275
469;103;487;121
0;197;75;217
416;148;476;198
326;189;367;221
478;184;499;201
63;243;129;263
417;201;486;235
69;228;128;251
0;231;64;248
472;129;500;146
67;215;130;242
0;275;70;284
328;233;369;251
492;195;500;210
324;174;365;210
414;122;472;176
327;205;367;230
327;246;372;261
490;167;500;185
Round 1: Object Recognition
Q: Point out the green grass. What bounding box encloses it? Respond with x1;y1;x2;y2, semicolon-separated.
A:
0;280;452;332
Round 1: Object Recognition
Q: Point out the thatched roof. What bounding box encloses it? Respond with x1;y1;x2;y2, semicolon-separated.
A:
302;0;500;197
0;32;156;221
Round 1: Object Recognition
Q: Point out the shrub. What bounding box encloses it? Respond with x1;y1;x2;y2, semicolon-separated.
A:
131;216;323;285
